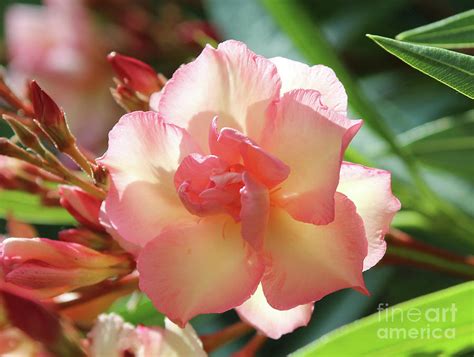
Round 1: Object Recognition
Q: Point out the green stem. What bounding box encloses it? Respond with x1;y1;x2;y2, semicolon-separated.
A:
62;143;95;178
43;152;106;199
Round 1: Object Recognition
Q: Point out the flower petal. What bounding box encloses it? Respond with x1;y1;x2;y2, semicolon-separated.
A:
337;162;401;271
240;173;270;250
88;313;138;356
261;89;361;225
271;57;347;115
98;111;200;248
137;216;264;326
99;203;141;257
262;193;368;310
236;284;313;339
162;318;206;357
211;123;290;188
158;40;281;149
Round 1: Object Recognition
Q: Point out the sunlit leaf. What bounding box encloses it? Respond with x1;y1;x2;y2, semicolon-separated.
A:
293;281;474;356
107;292;165;327
396;9;474;49
368;35;474;99
0;190;75;225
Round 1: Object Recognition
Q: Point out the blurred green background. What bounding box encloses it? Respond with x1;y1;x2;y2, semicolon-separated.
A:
0;1;473;356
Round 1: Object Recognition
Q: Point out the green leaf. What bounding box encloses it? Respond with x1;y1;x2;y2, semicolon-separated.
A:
396;9;474;49
368;35;474;99
293;281;474;356
398;110;474;179
107;292;165;327
0;190;75;225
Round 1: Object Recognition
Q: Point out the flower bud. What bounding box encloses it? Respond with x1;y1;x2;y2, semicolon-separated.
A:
0;138;44;167
29;81;76;151
0;155;42;192
1;238;133;298
92;163;109;187
58;228;109;250
59;185;104;232
110;84;149;112
107;52;164;97
0;286;83;355
2;115;47;158
0;155;20;189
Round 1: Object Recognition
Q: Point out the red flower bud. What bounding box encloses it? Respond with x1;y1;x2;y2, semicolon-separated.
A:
58;228;109;250
28;81;75;150
1;238;132;298
0;286;60;345
59;185;104;232
0;286;84;355
107;52;163;96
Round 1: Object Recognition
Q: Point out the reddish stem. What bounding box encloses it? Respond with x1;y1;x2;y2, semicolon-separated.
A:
383;228;474;279
57;275;138;310
233;333;267;357
201;321;254;353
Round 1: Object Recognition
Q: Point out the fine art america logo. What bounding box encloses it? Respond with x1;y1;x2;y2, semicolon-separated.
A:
376;303;457;340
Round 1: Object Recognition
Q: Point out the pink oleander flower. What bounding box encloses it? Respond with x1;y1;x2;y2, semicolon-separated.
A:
99;40;400;337
0;238;132;298
88;313;206;356
5;0;120;152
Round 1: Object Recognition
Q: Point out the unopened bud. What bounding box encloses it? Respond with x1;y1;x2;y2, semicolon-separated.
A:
59;228;109;250
0;155;39;191
92;164;109;188
0;138;44;167
0;286;84;355
2;115;47;157
1;238;133;298
107;52;164;97
110;84;149;112
59;185;104;232
40;190;61;207
10;174;43;194
22;164;63;183
29;81;75;151
0;172;18;190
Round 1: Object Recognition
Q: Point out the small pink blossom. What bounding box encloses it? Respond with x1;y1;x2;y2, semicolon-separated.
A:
88;313;206;356
99;40;400;336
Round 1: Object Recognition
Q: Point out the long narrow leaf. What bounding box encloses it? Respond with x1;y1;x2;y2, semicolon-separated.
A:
368;35;474;99
0;190;75;225
293;281;474;356
396;9;474;49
